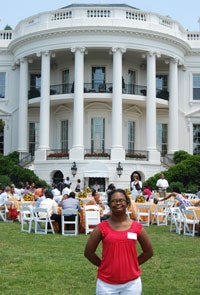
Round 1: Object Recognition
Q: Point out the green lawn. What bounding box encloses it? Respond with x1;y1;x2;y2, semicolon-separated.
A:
0;222;199;295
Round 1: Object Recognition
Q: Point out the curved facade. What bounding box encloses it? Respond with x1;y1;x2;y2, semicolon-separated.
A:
0;3;200;189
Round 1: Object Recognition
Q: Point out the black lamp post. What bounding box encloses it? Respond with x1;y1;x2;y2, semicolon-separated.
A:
116;162;123;177
71;162;77;177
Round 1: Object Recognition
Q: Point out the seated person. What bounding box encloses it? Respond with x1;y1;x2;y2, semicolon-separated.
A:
142;185;152;201
87;190;109;221
0;186;8;210
39;190;61;233
61;191;81;227
157;186;198;210
35;188;46;208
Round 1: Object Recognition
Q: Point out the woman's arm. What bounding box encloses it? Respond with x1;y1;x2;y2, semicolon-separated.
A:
84;226;102;267
137;228;153;265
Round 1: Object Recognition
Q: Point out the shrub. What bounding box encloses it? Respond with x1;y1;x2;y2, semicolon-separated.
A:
173;150;191;164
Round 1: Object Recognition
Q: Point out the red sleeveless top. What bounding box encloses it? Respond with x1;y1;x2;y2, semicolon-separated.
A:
97;220;142;284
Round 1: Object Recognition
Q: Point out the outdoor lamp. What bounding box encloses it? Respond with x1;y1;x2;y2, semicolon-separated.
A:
71;162;77;177
116;162;123;177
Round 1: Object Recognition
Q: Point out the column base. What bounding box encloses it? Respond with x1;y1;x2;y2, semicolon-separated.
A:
111;147;125;161
147;149;160;162
69;147;84;160
34;149;47;161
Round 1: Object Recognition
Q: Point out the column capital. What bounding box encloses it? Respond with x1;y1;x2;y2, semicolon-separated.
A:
19;57;27;64
146;51;161;58
110;47;126;54
71;47;88;54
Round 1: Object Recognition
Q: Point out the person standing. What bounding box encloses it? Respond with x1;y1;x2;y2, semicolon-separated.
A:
156;173;169;198
84;189;153;295
131;175;142;201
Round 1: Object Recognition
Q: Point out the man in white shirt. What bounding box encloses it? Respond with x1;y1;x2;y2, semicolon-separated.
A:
39;190;61;233
156;173;169;198
62;184;71;196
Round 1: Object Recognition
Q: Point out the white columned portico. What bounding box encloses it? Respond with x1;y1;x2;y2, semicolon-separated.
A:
111;47;125;160
146;52;160;162
69;47;85;160
18;57;28;158
35;51;50;160
168;58;179;154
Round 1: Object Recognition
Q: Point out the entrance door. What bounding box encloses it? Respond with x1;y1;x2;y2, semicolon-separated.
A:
89;177;105;192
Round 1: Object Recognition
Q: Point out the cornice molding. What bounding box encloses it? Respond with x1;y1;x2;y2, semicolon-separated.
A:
8;27;191;55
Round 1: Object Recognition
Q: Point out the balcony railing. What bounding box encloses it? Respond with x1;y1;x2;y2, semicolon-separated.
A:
28;83;169;101
47;149;69;160
125;150;148;160
84;149;110;159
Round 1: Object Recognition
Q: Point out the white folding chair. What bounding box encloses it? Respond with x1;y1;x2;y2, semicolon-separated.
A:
84;205;100;235
0;205;6;221
137;204;151;226
20;203;35;233
169;207;184;234
165;200;176;221
151;203;168;226
33;207;55;234
1;201;15;222
182;209;199;237
62;208;79;236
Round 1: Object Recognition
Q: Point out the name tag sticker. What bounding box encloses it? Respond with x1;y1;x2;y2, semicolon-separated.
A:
127;232;137;240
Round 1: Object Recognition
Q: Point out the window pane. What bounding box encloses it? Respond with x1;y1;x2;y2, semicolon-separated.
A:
193;124;200;154
193;75;200;100
0;123;4;153
91;118;105;152
29;122;39;156
92;67;105;91
0;73;6;98
157;124;168;156
61;120;68;151
30;74;41;89
128;121;135;151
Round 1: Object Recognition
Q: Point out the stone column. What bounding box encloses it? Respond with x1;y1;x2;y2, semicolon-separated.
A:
111;47;126;160
146;52;160;162
168;58;179;154
18;57;28;157
35;51;50;160
69;47;85;160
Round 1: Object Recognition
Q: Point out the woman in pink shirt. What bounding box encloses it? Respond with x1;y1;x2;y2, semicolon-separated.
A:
84;189;153;294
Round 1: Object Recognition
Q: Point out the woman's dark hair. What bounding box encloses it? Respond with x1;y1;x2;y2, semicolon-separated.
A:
69;191;75;198
92;189;97;196
130;171;141;181
172;186;181;194
107;183;116;191
107;189;130;206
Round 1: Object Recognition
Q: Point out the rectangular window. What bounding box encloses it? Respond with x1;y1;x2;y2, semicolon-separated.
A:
156;75;168;99
127;70;136;94
0;123;4;154
128;121;135;152
0;73;6;98
61;120;68;152
62;69;69;93
29;74;41;98
157;124;168;156
29;122;39;156
91;118;105;152
92;67;105;92
193;75;200;100
193;124;200;154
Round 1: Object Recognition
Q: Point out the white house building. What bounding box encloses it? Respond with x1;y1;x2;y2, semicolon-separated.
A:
0;3;200;190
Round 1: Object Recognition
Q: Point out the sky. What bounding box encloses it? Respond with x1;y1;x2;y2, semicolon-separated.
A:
0;0;200;31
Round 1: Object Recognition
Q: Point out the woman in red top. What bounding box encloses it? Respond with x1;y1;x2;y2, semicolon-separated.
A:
84;189;153;295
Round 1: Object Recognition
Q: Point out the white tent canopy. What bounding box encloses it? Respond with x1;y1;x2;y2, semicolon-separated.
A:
84;161;109;178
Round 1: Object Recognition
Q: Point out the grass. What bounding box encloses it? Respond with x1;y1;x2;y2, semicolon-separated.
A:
0;222;199;295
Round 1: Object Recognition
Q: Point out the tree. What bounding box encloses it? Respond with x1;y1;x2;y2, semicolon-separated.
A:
4;25;12;30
